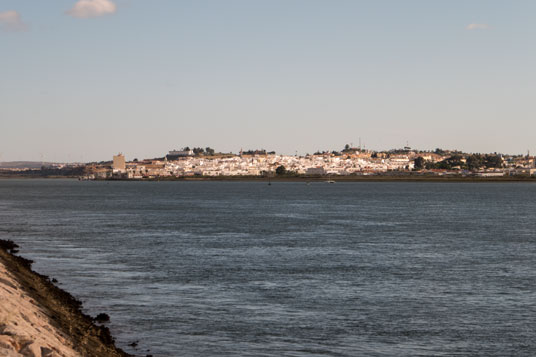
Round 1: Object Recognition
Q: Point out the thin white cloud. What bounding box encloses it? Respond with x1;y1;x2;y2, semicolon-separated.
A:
67;0;117;19
0;10;27;32
466;23;490;30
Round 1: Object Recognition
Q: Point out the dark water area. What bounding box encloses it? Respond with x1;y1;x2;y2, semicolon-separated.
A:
1;179;535;356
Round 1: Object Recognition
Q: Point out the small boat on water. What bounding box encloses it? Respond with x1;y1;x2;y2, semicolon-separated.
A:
325;175;335;183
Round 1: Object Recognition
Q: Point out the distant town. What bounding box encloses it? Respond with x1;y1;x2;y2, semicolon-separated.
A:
2;145;536;180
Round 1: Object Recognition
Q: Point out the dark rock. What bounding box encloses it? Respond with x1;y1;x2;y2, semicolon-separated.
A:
96;325;115;344
0;239;19;253
40;347;54;357
95;313;111;323
17;256;34;269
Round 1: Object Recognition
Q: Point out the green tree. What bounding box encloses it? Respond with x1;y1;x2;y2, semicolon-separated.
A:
467;155;483;170
414;157;425;170
484;154;503;168
275;165;287;175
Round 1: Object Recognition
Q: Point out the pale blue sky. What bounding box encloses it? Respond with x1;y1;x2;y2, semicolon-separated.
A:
1;0;535;162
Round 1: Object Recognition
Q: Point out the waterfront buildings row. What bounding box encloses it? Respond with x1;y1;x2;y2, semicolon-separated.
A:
82;150;536;179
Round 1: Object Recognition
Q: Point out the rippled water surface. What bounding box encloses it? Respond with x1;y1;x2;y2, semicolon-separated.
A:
1;179;535;356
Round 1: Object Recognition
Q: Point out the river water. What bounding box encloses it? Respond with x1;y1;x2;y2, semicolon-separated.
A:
0;179;535;356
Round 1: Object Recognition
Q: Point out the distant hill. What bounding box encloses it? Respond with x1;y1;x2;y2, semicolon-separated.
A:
0;161;56;169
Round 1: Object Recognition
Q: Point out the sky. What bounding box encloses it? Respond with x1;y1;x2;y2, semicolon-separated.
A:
1;0;535;162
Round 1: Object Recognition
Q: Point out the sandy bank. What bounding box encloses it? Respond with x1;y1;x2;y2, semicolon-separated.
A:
0;240;130;357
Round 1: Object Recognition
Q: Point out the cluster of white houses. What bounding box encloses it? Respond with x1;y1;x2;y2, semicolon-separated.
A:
82;149;536;179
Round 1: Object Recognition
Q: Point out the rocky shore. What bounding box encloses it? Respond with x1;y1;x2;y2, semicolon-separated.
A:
0;239;131;357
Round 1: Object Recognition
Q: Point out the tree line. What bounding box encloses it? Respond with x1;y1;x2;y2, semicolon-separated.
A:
414;154;504;171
